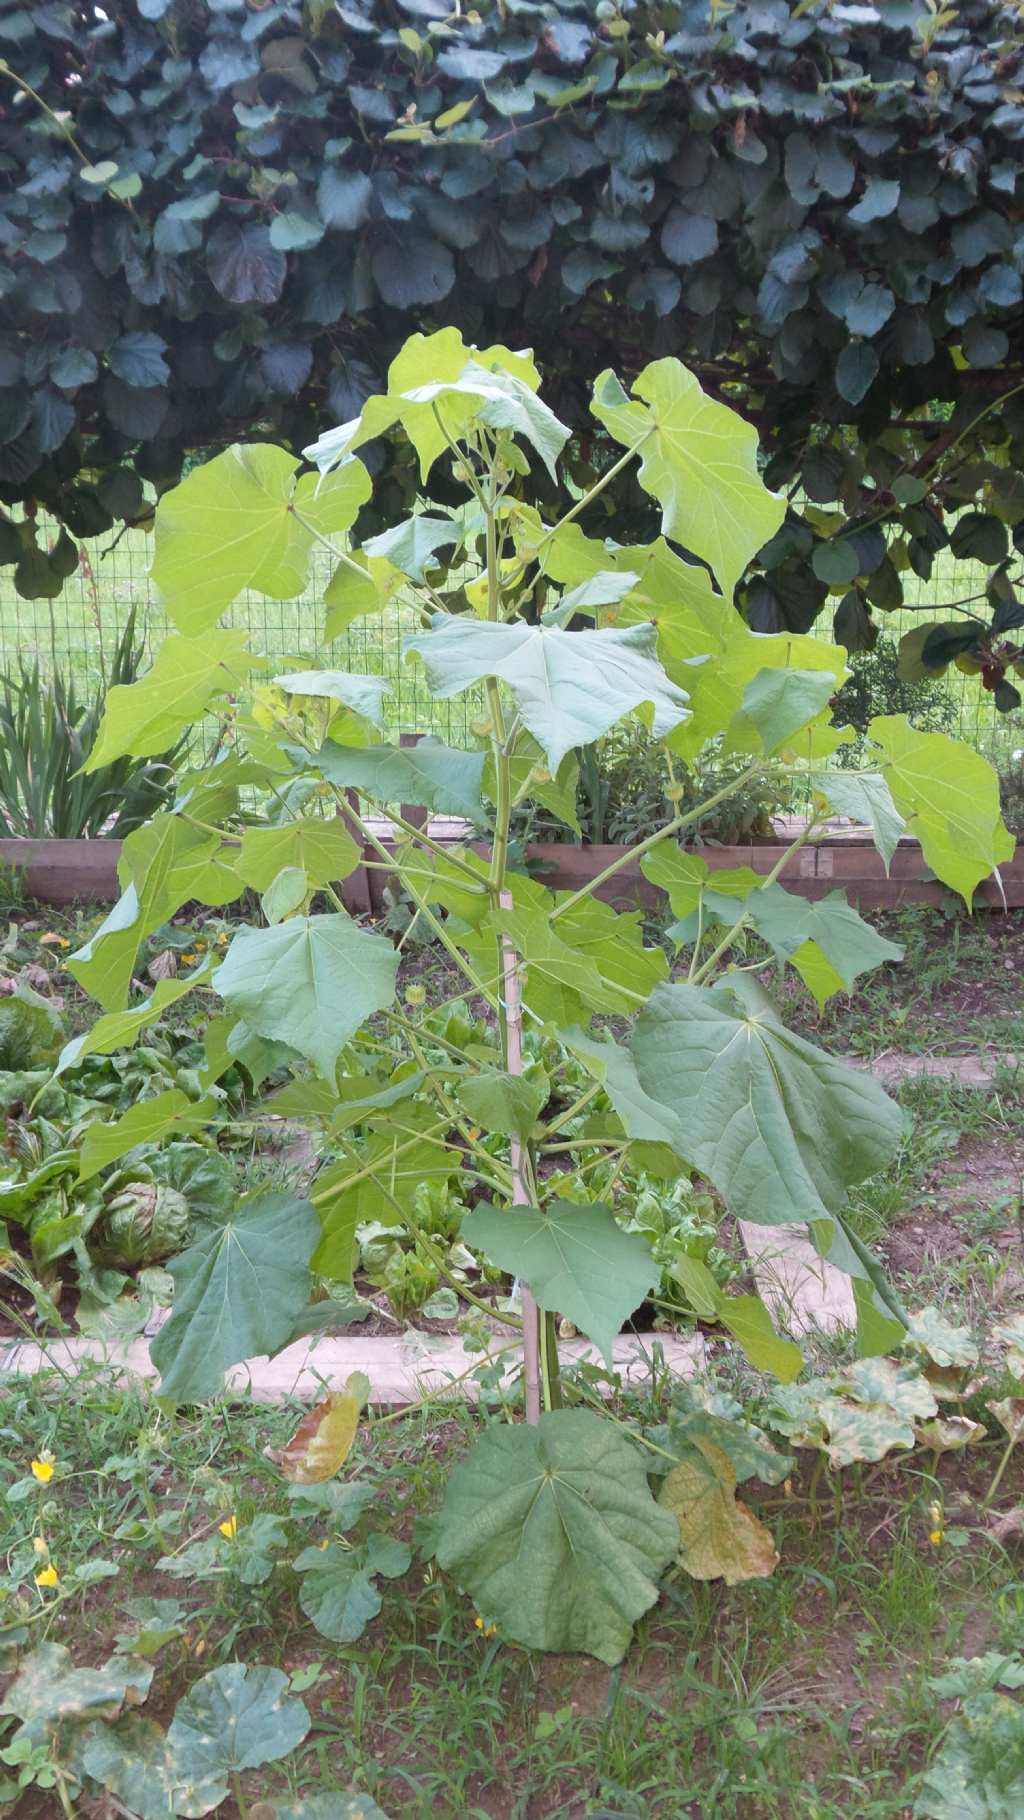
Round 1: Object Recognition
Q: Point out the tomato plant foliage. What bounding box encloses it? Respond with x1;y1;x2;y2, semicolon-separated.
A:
70;331;1015;1662
3;1;1024;687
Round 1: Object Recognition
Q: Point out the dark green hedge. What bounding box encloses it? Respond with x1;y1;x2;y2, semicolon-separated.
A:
1;0;1023;673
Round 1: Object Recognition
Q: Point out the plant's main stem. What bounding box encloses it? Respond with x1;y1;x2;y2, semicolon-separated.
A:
500;884;541;1423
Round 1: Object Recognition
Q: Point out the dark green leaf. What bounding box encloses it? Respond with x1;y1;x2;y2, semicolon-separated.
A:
436;1409;679;1665
150;1193;318;1402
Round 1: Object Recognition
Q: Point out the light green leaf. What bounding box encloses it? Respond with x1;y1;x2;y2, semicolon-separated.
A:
150;1193;318;1402
152;442;371;633
78;1089;215;1183
215;914;398;1080
306;328;542;484
488;732;580;835
630;975;906;1227
165;1664;310;1808
725;668;839;756
84;630;255;770
262;866;308;924
69;815;238;1011
236;819;360;893
904;1306;979;1369
869;714;1015;906
743;884;904;1006
668;1255;803;1381
658;1437;778;1585
275;669;389;729
363;512;463;582
455;1070;547;1140
853;1276;906;1359
493;904;616;1020
640;847;762;941
550;895;669;1010
317;737;486;824
715;1292;805;1383
810;770;905;871
590;358;785;597
294;1535;411;1643
400;360;570;480
311;1115;460;1279
403;615;690;774
541;525;734;676
436;1408;679;1665
461;1200;657;1365
670;624;848;761
324;550;402;641
56;966;214;1076
564;1026;685;1147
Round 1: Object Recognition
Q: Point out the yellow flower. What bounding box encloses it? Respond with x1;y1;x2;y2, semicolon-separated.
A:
194;938;207;951
32;1537;48;1556
181;951;197;966
34;1565;59;1588
929;1529;944;1546
474;1614;484;1630
30;1458;54;1485
218;1515;238;1540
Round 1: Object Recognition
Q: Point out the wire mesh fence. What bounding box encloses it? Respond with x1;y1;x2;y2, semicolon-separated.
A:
0;517;1020;775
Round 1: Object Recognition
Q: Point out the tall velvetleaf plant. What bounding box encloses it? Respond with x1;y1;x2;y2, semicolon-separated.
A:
64;332;1015;1664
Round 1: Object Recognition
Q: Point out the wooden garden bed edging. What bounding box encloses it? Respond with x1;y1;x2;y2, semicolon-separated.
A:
2;831;1022;912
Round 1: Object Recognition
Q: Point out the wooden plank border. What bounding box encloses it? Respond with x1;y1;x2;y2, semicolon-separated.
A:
2;832;1022;911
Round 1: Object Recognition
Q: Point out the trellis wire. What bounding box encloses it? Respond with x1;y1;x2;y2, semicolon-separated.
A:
0;518;1020;772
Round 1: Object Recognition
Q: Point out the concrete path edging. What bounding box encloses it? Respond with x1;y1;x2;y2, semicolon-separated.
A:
0;1329;706;1406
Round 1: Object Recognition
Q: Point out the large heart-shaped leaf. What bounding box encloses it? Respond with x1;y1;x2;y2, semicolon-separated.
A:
629;976;906;1226
316;737;487;824
461;1201;656;1366
869;714;1015;906
436;1408;679;1665
150;1193;318;1402
84;630;256;770
152;443;371;633
235;819;360;894
590;359;785;597
215;914;398;1080
403;616;689;773
294;1535;411;1642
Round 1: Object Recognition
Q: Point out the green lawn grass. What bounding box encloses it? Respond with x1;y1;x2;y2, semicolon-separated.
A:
2;1353;1019;1820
